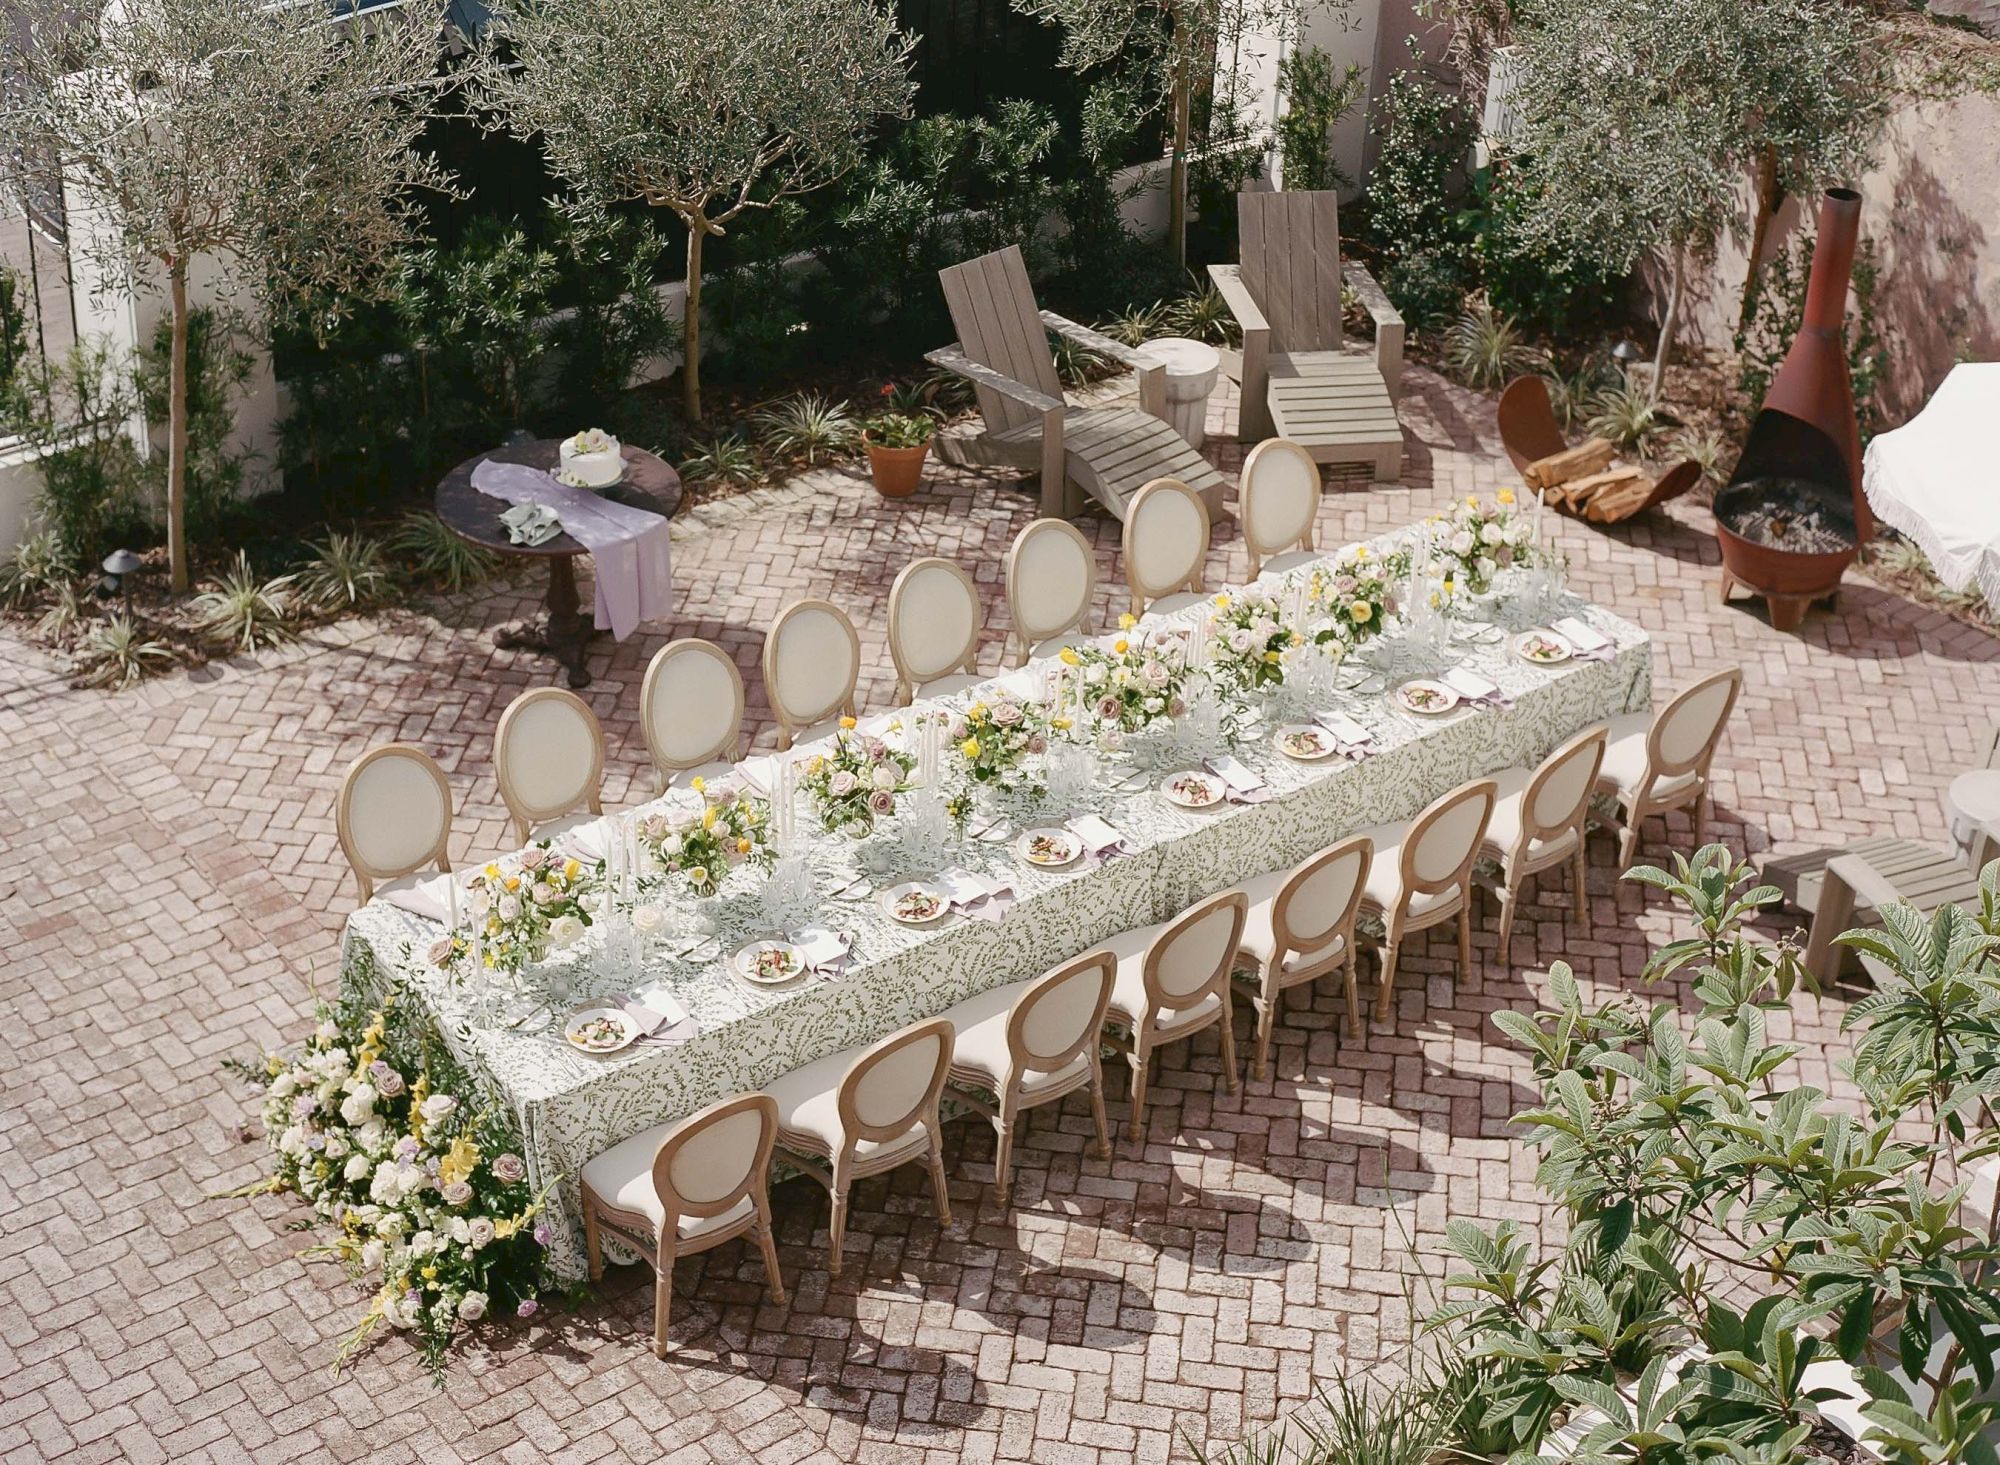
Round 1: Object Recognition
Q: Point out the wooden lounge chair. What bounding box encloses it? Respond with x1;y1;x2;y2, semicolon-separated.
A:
1790;820;1999;985
1208;190;1406;479
1496;376;1701;524
928;244;1227;522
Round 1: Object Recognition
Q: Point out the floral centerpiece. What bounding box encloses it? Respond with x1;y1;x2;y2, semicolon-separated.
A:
951;696;1050;788
1204;590;1298;693
1057;619;1187;744
803;718;917;833
636;777;774;896
228;993;560;1381
1309;542;1411;649
1430;490;1535;595
430;848;596;975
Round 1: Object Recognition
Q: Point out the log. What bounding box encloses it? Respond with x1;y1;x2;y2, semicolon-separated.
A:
1525;436;1616;490
1563;466;1645;517
1585;476;1657;523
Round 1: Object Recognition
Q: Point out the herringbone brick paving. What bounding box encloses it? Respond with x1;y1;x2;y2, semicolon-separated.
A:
2;368;1995;1463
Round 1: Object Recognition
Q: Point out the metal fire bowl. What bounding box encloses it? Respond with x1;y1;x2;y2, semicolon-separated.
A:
1712;493;1855;598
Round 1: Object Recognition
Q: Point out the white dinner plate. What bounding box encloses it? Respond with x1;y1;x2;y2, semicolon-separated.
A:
1394;679;1462;717
732;939;805;986
563;1006;639;1055
1160;771;1224;809
881;881;951;926
1513;628;1574;665
1275;724;1339;762
1015;827;1082;868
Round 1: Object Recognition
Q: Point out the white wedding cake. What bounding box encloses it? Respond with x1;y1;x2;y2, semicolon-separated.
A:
558;428;623;489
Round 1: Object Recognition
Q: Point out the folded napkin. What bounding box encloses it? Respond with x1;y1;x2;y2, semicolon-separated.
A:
736;753;782;793
498;502;563;546
1206;753;1272;804
1552;616;1616;661
620;984;690;1036
790;924;852;981
1441;667;1514;710
378;872;455;922
1069;813;1132;864
559;818;613;863
1314;712;1376;759
993;668;1044;702
936;867;1019;922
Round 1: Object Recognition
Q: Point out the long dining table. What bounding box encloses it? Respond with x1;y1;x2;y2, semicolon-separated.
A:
340;525;1652;1280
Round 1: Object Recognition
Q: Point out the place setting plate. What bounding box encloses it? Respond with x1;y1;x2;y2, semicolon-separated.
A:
881;880;951;927
563;1005;641;1056
1015;827;1082;869
1392;679;1462;717
1513;628;1574;665
1274;724;1339;762
1160;770;1224;809
731;938;807;986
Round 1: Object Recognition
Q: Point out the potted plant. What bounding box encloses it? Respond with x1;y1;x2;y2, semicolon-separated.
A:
862;410;935;498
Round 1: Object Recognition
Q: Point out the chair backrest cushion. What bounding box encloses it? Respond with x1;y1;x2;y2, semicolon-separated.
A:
1009;519;1094;643
342;747;449;877
1124;479;1209;599
1407;781;1497;889
891;559;980;684
1014;953;1115;1068
644;639;742;770
1278;838;1370;950
663;1101;767;1210
845;1021;951;1134
1526;728;1609;839
938;244;1063;435
1652;668;1742;775
1240;438;1320;557
499;691;600;819
767;602;860;728
1238;191;1344;354
1149;892;1247;1004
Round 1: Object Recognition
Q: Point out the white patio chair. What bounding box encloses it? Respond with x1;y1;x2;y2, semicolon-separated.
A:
1092;889;1248;1143
1595;667;1742;867
640;638;744;793
763;598;861;749
769;1017;955;1277
888;556;983;704
1122;476;1213;618
1005;518;1096;664
1228;834;1372;1078
580;1091;786;1357
335;743;453;904
1356;778;1499;1022
1238;437;1322;579
1475;726;1609;966
939;952;1116;1205
494;687;605;844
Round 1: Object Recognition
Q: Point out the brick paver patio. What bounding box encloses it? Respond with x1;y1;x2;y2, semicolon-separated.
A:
3;368;1996;1464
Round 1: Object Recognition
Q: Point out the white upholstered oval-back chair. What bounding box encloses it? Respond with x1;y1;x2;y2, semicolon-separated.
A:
762;599;862;749
335;743;453;904
769;1016;956;1276
1229;834;1372;1076
640;639;744;793
1005;518;1096;664
494;687;605;844
1477;725;1609;965
1122;477;1212;618
1356;778;1499;1022
1596;666;1742;868
888;557;983;704
1096;889;1248;1142
580;1091;785;1357
940;951;1117;1205
1238;438;1321;579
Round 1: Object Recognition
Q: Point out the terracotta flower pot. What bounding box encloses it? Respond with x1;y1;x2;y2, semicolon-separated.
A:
864;436;931;498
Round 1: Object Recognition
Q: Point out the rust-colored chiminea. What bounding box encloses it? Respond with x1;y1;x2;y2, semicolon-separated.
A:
1714;187;1872;632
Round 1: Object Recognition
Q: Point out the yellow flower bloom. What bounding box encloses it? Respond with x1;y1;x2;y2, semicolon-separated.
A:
702;807;719;831
969;702;987;718
690;775;705;792
1214;593;1230;608
1497;488;1515;505
809;754;826;773
1350;601;1373;623
439;1135;481;1189
503;875;521;892
838;715;857;730
421;1265;438;1281
1118;612;1137;629
1050;716;1073;731
1058;647;1081;666
563;857;580;880
687;865;709;887
1113;638;1129;654
1356;546;1369;561
736;837;752;854
962;738;982;759
1465;495;1478;508
1263;650;1281;664
483;862;502;880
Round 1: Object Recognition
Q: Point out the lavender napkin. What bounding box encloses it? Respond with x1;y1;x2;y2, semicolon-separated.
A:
1070;813;1132;864
1314;713;1377;760
1206;754;1272;804
1553;616;1616;662
937;868;1018;922
621;985;689;1035
791;924;851;981
1442;667;1514;710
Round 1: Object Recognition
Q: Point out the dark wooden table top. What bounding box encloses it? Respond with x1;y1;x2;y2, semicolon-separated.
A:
434;438;682;559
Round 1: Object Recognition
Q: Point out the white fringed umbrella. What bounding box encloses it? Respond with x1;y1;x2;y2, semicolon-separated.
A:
1863;362;2000;614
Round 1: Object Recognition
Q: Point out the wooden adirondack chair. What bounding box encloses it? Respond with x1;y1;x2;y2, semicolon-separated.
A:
1209;191;1406;480
928;245;1228;521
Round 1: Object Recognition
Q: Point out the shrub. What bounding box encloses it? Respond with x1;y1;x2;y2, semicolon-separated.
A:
74;613;179;688
1442;296;1539;389
1099;300;1168;347
1383;250;1468;334
1275;47;1365;193
2;338;148;562
1164;282;1241;346
1364;43;1476;266
388;510;497;595
1584;378;1673;454
0;527;76;609
1736;229;1887;436
191;551;295;652
136;306;255;542
295;531;391;614
1471;162;1629;334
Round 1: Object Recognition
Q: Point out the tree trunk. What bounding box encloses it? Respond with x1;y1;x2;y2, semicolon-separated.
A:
683;223;705;424
1737;145;1783;331
1168;76;1192;270
1648;245;1687;408
167;261;191;594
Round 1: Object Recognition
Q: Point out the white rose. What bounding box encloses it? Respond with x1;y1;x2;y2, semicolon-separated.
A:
356;1119;388;1154
1481;522;1506;546
338;1084;376;1127
872;765;897;790
457;1292;488;1322
360;1239;384;1270
1451;530;1475;555
497;895;521;922
269;1073;297;1099
1083;664;1106;685
632;904;667;935
314;1021;339;1046
1476;556;1497;581
278;1125;306;1158
468;1217;497;1250
660;833;683;858
323;1136;348;1160
449;1217;472;1243
549;915;585;948
410;1229;436;1257
344;1153;370;1182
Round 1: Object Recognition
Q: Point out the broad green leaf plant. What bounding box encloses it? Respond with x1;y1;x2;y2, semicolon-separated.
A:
1430;845;2000;1463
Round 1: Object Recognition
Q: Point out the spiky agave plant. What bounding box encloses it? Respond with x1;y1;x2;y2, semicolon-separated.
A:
1443;297;1540;390
1098;300;1167;347
296;531;391;613
191;551;295;653
749;392;860;465
1584;380;1670;454
679;432;761;489
389;511;498;595
0;528;77;609
74;613;179;688
1165;282;1240;346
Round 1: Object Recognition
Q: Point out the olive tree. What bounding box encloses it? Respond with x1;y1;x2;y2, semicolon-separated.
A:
1502;0;1889;403
1013;0;1300;267
473;0;915;424
0;0;453;592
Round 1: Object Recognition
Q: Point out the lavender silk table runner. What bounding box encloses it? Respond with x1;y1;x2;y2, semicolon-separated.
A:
470;460;674;641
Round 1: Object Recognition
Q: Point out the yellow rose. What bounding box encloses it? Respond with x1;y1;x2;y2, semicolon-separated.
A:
736;837;752;854
504;875;521;892
1497;488;1515;506
838;715;857;730
1113;638;1129;654
1263;650;1281;664
1050;716;1073;731
1350;601;1373;623
1059;646;1081;666
962;738;982;759
1118;612;1137;629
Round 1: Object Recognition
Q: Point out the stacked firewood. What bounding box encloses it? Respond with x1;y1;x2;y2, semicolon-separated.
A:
1522;438;1657;523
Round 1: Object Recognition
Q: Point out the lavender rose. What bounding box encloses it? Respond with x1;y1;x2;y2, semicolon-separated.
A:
491;1153;527;1184
868;789;896;816
441;1180;474;1207
829;770;859;797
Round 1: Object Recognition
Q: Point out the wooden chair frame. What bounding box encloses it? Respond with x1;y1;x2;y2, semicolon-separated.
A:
640;638;744;793
1596;667;1743;868
1231;835;1372;1078
581;1092;786;1357
1360;779;1498;1021
1005;517;1096;665
1102;890;1248;1143
1238;437;1321;579
888;557;982;705
494;688;605;844
762;598;862;749
946;952;1117;1205
1122;477;1212;618
335;743;454;904
775;1018;955;1278
1474;726;1609;967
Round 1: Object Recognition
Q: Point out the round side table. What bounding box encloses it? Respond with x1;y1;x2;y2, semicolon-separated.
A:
434;439;682;688
1946;768;2000;863
1146;336;1222;450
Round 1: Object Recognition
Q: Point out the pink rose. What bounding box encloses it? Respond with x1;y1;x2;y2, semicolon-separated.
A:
1097;694;1122;721
829;770;858;797
491;1153;527;1184
427;938;455;966
1026;734;1047;754
519;848;549;872
868;790;896;816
